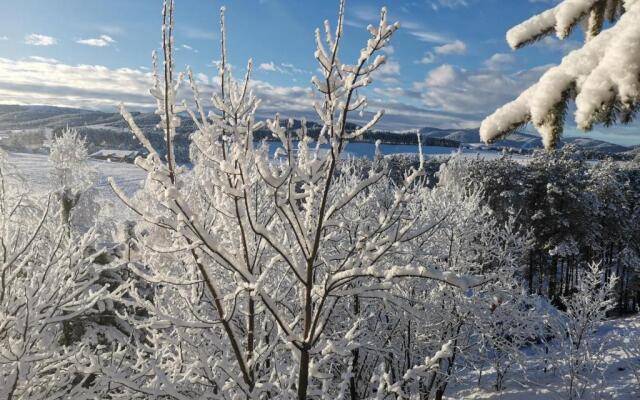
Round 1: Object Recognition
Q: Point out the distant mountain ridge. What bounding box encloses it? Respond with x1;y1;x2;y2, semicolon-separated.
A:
0;105;123;130
418;126;630;154
0;104;631;155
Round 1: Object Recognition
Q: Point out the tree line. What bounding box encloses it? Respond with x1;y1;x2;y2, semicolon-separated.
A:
451;148;640;313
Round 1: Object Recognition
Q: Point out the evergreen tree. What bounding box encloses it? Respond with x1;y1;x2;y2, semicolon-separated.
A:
480;0;640;148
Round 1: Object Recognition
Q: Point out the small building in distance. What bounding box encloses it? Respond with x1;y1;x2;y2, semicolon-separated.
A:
90;149;142;163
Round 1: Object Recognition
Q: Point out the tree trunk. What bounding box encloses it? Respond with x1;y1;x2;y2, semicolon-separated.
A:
528;250;534;294
350;295;361;400
298;278;313;400
298;345;310;400
247;297;255;383
549;255;558;302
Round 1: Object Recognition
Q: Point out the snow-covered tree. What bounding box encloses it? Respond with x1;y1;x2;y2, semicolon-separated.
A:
48;127;96;230
481;0;640;149
0;150;123;399
473;292;540;392
409;158;534;398
103;1;510;399
277;156;533;400
554;262;617;399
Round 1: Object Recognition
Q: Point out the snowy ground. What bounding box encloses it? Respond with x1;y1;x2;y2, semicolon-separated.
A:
6;151;145;198
447;315;640;400
5;150;524;199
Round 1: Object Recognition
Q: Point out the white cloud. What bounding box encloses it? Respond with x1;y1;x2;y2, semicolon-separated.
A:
24;34;57;46
76;35;116;47
0;58;153;109
534;36;581;54
350;6;451;45
280;63;310;75
373;87;409;99
430;0;470;10
0;36;8;41
414;64;552;119
399;21;452;45
483;53;516;70
424;64;457;87
0;56;561;135
434;40;467;55
0;57;315;116
361;96;480;130
415;41;465;65
372;59;401;84
407;30;450;44
351;6;380;24
181;44;199;53
28;56;59;63
258;61;310;75
196;73;209;85
415;52;436;65
259;62;277;72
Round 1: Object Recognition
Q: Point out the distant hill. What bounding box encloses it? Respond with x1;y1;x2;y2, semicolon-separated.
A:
0;105;631;158
0;105;459;158
418;126;631;154
0;105;123;130
563;136;628;153
418;127;546;150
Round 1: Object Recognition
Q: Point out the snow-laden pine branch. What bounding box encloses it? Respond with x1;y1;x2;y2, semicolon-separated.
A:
481;0;640;148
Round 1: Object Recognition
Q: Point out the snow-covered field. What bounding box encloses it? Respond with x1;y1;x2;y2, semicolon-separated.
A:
6;151;145;198
449;315;640;399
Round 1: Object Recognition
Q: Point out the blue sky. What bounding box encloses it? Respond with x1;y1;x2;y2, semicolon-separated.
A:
0;0;638;146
